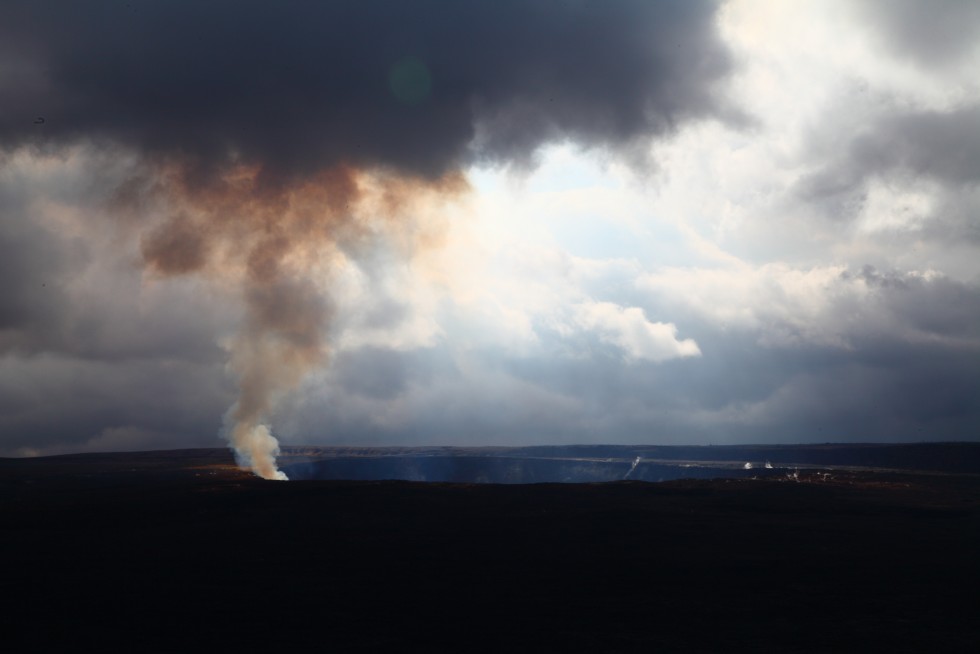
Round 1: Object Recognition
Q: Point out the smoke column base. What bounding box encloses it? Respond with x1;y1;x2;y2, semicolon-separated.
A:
230;422;289;481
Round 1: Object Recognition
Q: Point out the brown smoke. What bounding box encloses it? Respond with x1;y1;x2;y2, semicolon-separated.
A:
136;163;467;479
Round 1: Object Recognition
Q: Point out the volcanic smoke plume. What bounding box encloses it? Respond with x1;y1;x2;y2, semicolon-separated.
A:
139;165;465;478
141;167;356;479
0;1;734;476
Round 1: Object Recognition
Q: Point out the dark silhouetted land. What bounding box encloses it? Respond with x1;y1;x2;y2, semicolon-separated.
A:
3;444;979;652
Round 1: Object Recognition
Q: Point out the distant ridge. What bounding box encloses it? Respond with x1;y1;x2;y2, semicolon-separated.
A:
4;443;979;482
266;442;980;482
274;442;980;474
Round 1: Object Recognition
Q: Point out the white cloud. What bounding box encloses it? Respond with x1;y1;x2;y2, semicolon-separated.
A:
573;301;700;362
639;262;980;350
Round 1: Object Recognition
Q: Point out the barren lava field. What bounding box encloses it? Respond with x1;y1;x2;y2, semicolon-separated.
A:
3;445;979;652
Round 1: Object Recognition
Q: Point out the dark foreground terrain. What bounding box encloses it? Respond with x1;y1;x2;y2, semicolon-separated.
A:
3;446;979;652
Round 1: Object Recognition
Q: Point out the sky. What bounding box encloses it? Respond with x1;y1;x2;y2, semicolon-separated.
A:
1;1;978;471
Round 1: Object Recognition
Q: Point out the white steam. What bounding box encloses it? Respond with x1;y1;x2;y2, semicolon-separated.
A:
624;456;642;479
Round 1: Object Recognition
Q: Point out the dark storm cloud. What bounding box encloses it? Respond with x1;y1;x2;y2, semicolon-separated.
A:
0;205;76;351
856;0;980;66
0;154;235;363
843;266;980;340
328;347;455;401
0;0;732;180
0;355;233;455
797;105;980;241
799;106;980;195
655;268;980;442
286;327;980;448
0;147;242;457
278;265;980;448
0;1;737;462
843;107;980;187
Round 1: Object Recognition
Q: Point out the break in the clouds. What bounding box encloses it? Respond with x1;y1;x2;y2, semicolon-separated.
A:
1;0;979;462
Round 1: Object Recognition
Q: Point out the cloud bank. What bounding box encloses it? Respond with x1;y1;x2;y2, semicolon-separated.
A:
0;1;739;469
1;1;978;462
1;0;733;178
